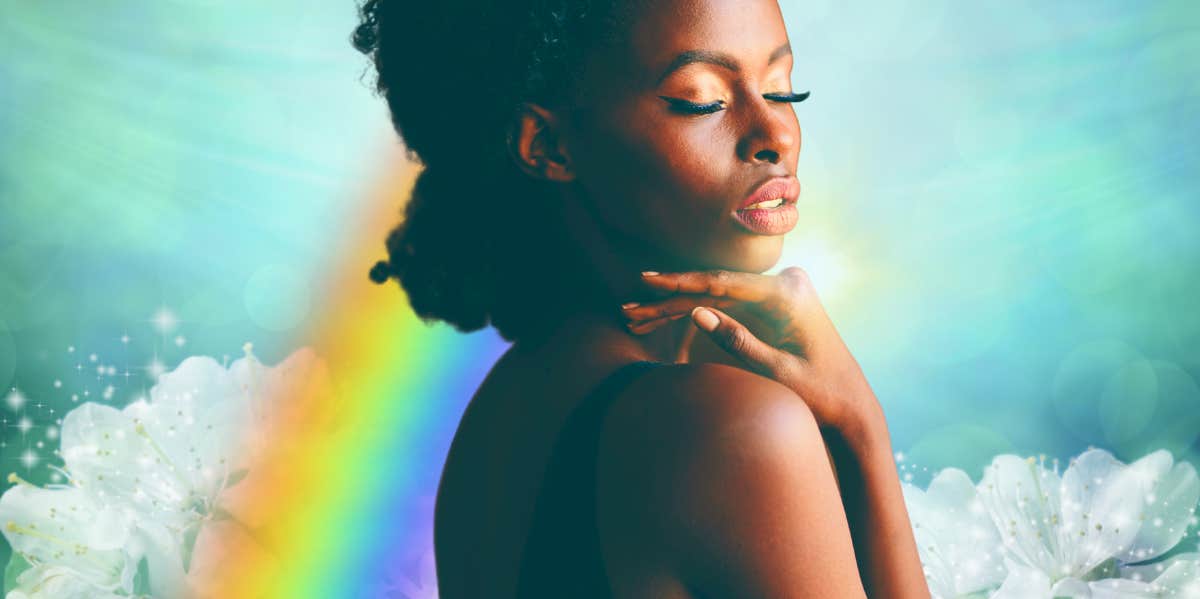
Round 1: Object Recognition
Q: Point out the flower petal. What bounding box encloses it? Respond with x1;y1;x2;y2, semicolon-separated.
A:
904;468;1006;597
1058;449;1143;574
60;402;196;527
979;455;1064;574
990;558;1053;599
0;484;135;590
1116;452;1199;563
9;564;128;599
1117;552;1200;589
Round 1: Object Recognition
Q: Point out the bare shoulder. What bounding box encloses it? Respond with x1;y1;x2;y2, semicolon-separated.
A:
595;362;866;598
600;362;818;452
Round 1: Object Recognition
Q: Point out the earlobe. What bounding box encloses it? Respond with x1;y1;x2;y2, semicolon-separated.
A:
507;102;576;182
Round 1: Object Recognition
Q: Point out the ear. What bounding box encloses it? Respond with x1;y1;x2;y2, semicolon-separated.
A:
506;102;576;183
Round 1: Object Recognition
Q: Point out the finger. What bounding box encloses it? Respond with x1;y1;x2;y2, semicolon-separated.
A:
690;306;787;378
641;270;777;302
622;296;739;323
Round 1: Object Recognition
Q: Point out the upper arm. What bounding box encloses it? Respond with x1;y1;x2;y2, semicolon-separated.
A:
595;363;867;599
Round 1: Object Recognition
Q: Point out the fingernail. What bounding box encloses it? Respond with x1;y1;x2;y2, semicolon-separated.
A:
692;307;719;332
641;271;659;277
621;302;640;310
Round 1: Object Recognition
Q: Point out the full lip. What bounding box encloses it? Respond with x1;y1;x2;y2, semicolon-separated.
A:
736;175;801;211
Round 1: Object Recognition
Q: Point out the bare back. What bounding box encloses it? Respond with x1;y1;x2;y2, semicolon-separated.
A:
433;321;852;598
432;328;651;598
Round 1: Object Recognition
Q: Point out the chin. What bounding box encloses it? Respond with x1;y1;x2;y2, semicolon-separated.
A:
720;234;786;273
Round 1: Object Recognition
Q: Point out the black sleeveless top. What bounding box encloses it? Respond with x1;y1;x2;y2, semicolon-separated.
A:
513;360;667;598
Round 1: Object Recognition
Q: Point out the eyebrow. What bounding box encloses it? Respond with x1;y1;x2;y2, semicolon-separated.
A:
655;41;792;86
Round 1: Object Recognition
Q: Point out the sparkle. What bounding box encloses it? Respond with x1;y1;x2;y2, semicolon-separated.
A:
19;450;38;469
89;353;98;363
146;357;167;381
67;345;75;353
17;417;32;434
120;334;131;344
52;380;62;389
150;307;179;334
45;426;58;440
5;389;26;411
174;335;187;347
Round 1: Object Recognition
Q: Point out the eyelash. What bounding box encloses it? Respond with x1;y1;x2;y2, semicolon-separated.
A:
660;91;811;115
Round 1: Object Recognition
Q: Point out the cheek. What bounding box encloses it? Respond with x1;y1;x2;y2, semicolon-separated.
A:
586;117;735;234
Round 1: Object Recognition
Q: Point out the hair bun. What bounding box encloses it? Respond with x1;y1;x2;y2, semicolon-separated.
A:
352;0;631;343
368;259;393;284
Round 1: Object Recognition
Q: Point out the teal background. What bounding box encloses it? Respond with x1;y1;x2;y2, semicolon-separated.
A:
2;0;1199;594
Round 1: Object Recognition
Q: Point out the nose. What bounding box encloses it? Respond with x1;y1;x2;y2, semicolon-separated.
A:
737;95;798;164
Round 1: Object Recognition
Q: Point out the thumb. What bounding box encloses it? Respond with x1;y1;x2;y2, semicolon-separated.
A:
690;306;782;377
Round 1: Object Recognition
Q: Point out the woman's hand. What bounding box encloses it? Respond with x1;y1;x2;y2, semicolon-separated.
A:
623;266;882;437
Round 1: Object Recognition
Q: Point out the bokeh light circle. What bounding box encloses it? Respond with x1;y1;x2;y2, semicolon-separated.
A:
1116;29;1200;157
1110;360;1200;460
244;263;311;332
1098;358;1158;446
1052;338;1142;445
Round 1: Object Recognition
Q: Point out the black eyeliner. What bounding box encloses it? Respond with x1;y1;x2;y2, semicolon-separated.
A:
764;91;810;103
657;95;724;115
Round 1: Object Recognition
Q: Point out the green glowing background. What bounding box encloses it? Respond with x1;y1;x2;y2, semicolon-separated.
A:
2;0;1199;589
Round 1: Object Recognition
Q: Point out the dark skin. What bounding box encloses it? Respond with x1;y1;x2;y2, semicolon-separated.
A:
434;0;930;597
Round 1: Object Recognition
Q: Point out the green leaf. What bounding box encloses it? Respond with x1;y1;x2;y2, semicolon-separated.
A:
3;552;32;594
132;556;152;596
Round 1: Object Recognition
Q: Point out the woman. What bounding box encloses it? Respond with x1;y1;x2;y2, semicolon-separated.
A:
355;0;930;596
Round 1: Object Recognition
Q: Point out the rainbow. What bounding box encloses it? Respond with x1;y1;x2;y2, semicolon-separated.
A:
215;159;506;598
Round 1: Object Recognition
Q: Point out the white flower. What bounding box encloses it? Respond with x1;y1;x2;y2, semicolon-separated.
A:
227;345;337;465
10;344;332;598
1118;552;1200;597
6;564;130;599
0;476;139;596
216;345;337;531
977;449;1200;597
992;552;1200;598
902;468;1007;598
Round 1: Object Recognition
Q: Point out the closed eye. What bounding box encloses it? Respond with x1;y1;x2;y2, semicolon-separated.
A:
658;96;725;115
659;91;810;116
764;91;810;103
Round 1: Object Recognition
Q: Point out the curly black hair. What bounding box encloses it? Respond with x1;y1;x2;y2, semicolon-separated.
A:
353;0;642;344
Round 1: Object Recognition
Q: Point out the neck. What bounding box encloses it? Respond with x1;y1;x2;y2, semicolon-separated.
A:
543;185;700;365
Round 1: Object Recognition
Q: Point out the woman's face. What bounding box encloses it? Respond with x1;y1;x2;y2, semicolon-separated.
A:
564;0;802;273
